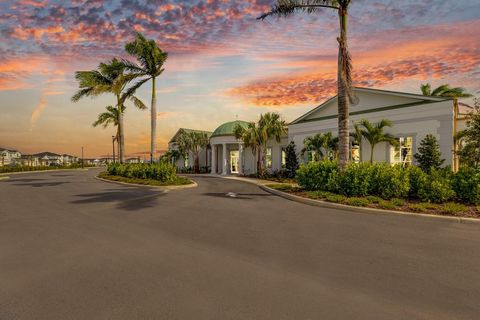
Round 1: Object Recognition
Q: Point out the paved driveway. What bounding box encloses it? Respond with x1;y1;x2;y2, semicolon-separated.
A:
1;169;479;319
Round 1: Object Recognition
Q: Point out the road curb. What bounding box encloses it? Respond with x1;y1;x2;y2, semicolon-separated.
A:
259;185;480;224
0;168;91;176
94;175;198;191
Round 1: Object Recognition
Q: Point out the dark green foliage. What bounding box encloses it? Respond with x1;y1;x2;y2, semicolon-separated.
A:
284;141;299;178
405;165;427;199
334;162;373;197
296;160;339;191
107;162;177;183
457;99;480;167
414;134;445;172
369;163;410;199
452;166;480;205
417;169;455;203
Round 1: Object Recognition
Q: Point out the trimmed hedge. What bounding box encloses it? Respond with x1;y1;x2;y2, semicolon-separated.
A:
296;160;480;204
107;162;177;183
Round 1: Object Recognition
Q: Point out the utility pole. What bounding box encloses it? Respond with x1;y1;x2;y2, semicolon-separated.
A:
112;136;116;164
81;146;84;168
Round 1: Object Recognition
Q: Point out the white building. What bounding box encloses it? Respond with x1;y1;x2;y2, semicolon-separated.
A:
289;87;463;169
0;148;21;166
33;152;63;166
168;87;466;175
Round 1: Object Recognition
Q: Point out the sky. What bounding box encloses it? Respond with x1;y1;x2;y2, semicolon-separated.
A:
0;0;479;158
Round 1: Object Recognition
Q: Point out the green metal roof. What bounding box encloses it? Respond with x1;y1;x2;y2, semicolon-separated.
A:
211;120;250;137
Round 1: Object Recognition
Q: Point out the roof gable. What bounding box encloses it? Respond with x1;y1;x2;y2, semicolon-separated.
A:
291;87;450;125
169;128;213;143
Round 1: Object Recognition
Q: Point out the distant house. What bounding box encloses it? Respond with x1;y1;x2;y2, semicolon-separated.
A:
0;148;22;166
125;157;142;164
18;155;41;167
61;154;79;165
33;152;63;166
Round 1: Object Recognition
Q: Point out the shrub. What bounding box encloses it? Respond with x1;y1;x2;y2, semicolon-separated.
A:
335;162;373;197
391;198;406;207
325;194;347;203
409;203;428;213
442;202;468;216
296;160;338;191
370;164;410;199
378;200;396;210
453;167;480;205
366;195;382;204
343;197;370;207
405;165;427;199
266;183;293;192
417;169;455;203
107;162;177;183
305;190;331;199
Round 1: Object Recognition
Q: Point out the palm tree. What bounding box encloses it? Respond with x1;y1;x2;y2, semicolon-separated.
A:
123;32;168;163
359;119;398;163
258;112;288;168
72;59;146;163
92;105;121;154
176;130;210;173
234;122;263;174
421;83;472;98
259;0;356;170
301;133;325;161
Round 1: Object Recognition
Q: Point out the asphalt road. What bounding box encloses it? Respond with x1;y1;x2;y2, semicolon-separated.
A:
1;168;479;320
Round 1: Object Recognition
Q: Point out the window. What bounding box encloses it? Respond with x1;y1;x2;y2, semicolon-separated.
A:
266;147;272;169
307;150;317;163
184;155;189;168
351;144;360;163
390;136;413;166
281;147;287;168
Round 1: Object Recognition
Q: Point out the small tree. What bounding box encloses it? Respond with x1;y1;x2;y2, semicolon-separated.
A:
284;141;299;178
457;98;480;168
176;130;209;173
359;119;398;163
414;134;445;172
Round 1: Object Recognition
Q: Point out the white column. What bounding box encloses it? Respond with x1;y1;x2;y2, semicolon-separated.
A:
211;145;217;174
222;143;228;175
238;143;244;175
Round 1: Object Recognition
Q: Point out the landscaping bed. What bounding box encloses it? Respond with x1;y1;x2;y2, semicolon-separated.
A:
101;162;193;187
266;183;480;218
98;172;192;187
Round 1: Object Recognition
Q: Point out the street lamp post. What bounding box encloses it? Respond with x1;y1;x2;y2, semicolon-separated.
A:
81;146;84;169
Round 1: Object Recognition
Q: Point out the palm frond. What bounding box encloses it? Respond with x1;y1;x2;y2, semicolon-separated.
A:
258;0;339;20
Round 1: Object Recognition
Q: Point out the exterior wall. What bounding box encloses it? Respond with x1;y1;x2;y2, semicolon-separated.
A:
289;100;455;166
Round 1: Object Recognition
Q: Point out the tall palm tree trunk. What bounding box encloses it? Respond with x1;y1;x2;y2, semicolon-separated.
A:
337;5;351;170
150;76;157;163
116;97;125;163
370;144;375;163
